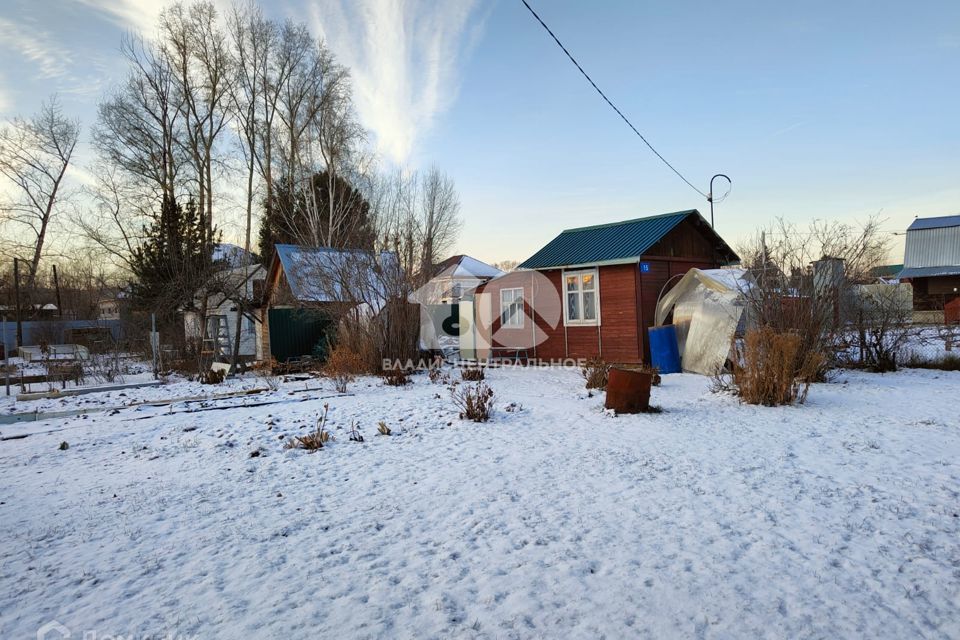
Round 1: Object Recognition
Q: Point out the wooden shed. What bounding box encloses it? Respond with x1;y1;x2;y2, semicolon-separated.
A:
477;210;739;364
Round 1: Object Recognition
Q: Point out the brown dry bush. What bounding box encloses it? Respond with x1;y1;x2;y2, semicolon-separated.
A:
381;367;412;386
460;367;485;382
731;327;824;406
325;345;365;393
581;357;610;389
451;381;495;422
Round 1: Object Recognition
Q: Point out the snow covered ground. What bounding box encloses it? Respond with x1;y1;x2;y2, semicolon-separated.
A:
1;365;959;639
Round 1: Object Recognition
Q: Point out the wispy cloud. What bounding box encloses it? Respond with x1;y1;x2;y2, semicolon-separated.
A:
73;0;235;34
307;0;486;164
71;0;167;34
0;17;70;79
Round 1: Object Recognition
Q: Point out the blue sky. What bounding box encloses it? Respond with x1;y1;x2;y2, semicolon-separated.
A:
2;0;958;265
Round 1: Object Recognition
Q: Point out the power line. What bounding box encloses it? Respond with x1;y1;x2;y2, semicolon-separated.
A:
519;0;707;198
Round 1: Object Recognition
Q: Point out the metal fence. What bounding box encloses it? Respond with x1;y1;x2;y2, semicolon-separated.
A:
897;324;960;366
0;319;123;353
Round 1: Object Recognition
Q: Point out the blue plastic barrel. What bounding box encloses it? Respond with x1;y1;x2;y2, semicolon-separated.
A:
647;325;681;374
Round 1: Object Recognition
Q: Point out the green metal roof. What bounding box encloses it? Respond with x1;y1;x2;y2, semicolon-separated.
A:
518;209;737;269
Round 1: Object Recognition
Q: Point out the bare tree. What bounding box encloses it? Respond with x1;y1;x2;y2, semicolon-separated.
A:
736;215;892;379
93;33;183;208
225;0;273;372
160;0;232;242
0;95;80;291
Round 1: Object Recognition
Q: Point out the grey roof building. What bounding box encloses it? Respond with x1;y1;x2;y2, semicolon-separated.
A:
898;214;960;312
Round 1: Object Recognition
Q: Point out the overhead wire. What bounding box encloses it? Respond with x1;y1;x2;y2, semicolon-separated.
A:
519;0;708;199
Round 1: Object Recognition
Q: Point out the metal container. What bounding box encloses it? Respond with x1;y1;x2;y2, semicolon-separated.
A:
605;367;652;414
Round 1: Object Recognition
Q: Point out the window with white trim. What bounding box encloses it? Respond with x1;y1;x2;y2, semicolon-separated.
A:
564;270;599;325
500;287;524;328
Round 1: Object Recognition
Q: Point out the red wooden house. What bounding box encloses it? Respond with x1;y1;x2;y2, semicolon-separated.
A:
477;210;739;363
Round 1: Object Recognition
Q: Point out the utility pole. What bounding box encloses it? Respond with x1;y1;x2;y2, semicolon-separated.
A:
52;264;63;317
707;174;731;229
13;258;23;347
3;315;9;396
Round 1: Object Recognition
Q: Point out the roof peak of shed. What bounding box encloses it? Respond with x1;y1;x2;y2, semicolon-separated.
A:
559;209;698;234
907;214;960;231
519;209;738;270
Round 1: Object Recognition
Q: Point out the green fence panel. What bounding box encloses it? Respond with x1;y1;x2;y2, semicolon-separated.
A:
268;308;331;363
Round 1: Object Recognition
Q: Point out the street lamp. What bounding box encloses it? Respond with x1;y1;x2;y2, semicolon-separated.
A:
707;174;731;229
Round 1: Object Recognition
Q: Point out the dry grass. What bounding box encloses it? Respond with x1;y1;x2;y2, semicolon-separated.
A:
285;404;332;451
731;327;824;406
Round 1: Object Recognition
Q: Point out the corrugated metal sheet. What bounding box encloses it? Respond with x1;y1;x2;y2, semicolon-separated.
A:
518;209;735;270
897;266;960;279
902;225;960;269
907;214;960;231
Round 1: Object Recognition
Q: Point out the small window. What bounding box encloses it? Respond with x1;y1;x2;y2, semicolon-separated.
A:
564;270;600;325
500;287;524;328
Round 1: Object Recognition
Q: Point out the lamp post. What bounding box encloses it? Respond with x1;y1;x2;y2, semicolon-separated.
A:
707;173;731;229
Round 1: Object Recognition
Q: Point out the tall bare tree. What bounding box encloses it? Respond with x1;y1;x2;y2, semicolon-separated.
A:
225;0;273;372
93;33;183;209
0;95;80;291
160;0;232;243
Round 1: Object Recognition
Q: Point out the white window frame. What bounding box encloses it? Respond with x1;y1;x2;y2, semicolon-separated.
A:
563;269;600;326
499;287;525;328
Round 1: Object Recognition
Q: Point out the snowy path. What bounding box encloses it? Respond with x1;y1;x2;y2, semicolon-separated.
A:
1;367;959;638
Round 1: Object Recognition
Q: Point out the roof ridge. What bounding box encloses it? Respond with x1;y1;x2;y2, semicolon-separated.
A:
560;209;696;234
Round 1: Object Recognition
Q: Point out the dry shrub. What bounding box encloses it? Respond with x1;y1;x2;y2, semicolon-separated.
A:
377;421;392;436
428;368;451;385
452;381;495;422
325;345;365;393
251;357;280;390
199;368;225;385
581;357;610;390
732;327;824;406
382;367;412;386
460;367;485;382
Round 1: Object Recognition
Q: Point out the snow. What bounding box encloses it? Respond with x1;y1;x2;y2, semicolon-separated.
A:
1;366;959;638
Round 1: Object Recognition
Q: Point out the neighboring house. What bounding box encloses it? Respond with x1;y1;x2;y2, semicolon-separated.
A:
477;209;739;363
869;263;904;283
261;244;396;363
184;265;266;362
96;287;130;321
897;215;960;319
409;255;503;359
422;255;504;304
